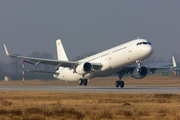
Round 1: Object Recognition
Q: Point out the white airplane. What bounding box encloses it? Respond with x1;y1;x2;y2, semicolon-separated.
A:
3;38;176;88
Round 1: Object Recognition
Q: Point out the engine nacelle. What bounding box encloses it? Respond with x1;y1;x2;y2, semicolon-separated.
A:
131;66;147;79
76;62;92;75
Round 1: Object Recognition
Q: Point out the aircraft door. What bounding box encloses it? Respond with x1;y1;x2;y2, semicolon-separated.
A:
59;69;65;80
128;44;132;52
108;52;112;61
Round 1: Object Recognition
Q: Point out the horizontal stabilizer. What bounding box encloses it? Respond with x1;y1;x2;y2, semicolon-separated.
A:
28;70;59;74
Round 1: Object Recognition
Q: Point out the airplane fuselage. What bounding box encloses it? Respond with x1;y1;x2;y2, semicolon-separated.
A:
54;39;154;82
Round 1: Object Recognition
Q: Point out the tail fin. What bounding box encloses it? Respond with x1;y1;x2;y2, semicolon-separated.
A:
56;39;69;61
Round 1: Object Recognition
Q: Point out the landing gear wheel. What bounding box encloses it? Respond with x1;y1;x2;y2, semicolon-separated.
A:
78;79;83;85
115;81;120;88
120;81;124;88
83;79;88;86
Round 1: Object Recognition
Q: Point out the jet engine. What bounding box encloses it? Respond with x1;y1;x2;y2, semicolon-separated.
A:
131;66;147;79
76;62;92;75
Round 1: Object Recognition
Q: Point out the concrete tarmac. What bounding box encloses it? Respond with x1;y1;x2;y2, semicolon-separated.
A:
0;85;180;94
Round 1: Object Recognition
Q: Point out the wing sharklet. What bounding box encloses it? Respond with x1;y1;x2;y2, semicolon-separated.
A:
3;44;17;57
172;56;176;68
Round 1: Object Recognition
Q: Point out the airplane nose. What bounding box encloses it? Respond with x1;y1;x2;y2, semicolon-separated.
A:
146;45;154;56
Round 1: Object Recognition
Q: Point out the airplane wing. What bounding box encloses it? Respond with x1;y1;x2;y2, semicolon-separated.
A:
3;44;102;70
118;56;176;74
144;56;176;73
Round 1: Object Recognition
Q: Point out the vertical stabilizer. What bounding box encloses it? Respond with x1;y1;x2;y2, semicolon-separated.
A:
56;39;69;61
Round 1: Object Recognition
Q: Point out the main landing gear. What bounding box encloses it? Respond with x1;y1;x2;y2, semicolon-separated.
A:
115;81;124;88
78;79;88;86
115;72;125;88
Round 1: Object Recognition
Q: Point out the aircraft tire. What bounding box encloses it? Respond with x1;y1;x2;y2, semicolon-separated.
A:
78;79;83;85
120;81;124;88
83;79;88;86
115;81;120;88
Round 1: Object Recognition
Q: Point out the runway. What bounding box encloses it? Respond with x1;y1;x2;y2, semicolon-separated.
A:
0;85;180;94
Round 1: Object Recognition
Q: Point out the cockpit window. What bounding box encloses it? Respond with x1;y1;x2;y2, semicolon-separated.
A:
136;42;151;46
